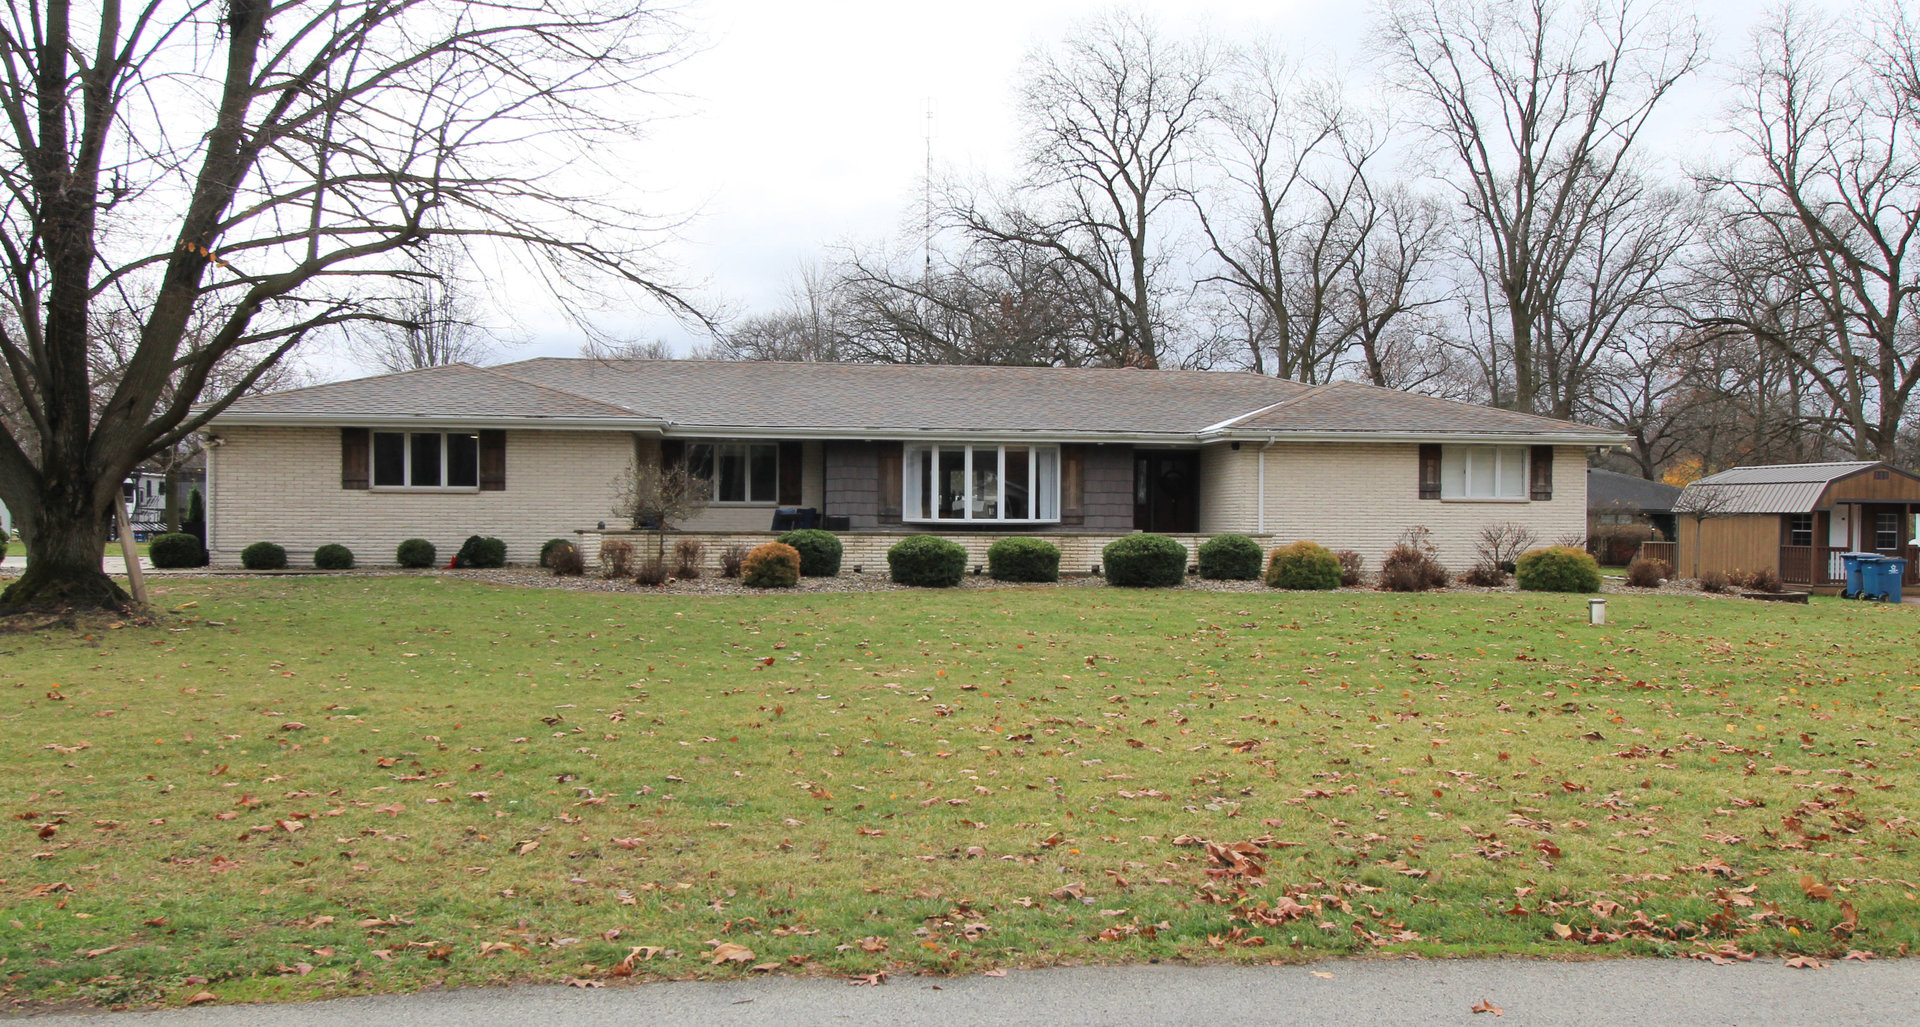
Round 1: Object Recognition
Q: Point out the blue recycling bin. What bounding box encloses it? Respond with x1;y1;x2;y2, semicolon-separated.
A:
1867;557;1906;603
1840;552;1880;598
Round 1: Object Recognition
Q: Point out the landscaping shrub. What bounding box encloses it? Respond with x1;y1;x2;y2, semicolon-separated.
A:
1625;557;1671;588
1197;534;1262;581
453;535;507;569
888;535;968;588
539;538;574;568
1102;534;1187;588
674;538;704;579
1335;549;1364;587
599;539;634;578
1264;540;1342;590
313;544;355;571
719;544;749;579
149;532;206;569
634;558;669;586
396;538;436;569
1475;522;1538;575
1698;570;1731;593
776;529;843;577
987;537;1060;583
1515;545;1601;593
1379;527;1448;592
1459;563;1509;587
742;542;801;588
241;541;287;570
1737;567;1784;593
548;542;585;577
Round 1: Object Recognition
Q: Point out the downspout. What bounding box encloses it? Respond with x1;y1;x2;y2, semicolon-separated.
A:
1257;437;1277;536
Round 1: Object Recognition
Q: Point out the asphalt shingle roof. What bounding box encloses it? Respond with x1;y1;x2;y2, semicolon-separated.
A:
1587;468;1682;513
213;359;1624;442
1221;380;1607;437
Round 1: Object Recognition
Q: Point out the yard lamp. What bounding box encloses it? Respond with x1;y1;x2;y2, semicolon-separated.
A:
1588;597;1606;626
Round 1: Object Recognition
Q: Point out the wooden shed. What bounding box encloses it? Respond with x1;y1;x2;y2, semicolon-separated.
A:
1662;462;1920;591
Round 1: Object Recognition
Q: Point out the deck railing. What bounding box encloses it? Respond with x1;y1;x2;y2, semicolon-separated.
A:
1637;541;1676;567
1778;546;1919;586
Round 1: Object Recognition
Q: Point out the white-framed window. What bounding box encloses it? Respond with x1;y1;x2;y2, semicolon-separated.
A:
686;442;778;504
1440;445;1529;500
903;444;1060;523
372;431;479;488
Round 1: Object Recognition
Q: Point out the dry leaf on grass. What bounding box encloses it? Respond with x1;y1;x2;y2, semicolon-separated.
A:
708;942;754;965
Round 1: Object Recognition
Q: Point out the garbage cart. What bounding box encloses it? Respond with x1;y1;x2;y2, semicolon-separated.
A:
1840;552;1881;599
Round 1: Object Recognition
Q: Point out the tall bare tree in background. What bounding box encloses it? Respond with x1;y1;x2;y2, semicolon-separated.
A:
349;245;493;373
1691;5;1920;462
946;11;1213;368
1377;0;1704;415
0;0;697;609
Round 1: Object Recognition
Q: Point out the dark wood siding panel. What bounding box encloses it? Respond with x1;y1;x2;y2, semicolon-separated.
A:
1530;445;1554;501
1081;445;1135;530
824;441;883;528
1823;466;1920;504
876;442;903;525
341;427;369;489
1060;445;1086;525
1418;444;1441;500
778;441;804;506
478;430;507;491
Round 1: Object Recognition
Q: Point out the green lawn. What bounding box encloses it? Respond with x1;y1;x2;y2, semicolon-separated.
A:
2;577;1916;1008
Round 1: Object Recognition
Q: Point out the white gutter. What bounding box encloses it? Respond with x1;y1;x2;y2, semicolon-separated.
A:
206;413;671;431
1202;428;1629;447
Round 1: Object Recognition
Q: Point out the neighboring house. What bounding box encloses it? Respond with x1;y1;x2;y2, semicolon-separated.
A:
202;360;1624;572
1669;461;1920;591
1586;468;1681;564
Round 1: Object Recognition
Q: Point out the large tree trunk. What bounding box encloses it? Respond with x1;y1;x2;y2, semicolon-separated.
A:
0;487;128;610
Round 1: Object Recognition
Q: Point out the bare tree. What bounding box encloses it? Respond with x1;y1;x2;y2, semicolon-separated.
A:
1691;5;1920;461
0;1;698;608
708;262;853;362
946;11;1214;368
349;245;493;373
610;457;710;563
1377;0;1705;414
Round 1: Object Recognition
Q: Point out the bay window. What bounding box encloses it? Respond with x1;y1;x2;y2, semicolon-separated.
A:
904;444;1059;522
1440;445;1528;500
686;442;779;503
372;431;479;488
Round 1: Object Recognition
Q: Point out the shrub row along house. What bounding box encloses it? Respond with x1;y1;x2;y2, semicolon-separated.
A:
201;359;1623;572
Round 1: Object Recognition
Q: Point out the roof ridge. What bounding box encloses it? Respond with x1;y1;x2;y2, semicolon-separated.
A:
467;363;645;417
258;360;484;399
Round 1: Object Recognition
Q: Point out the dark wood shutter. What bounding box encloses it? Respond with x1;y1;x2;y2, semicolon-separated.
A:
1417;443;1441;500
1061;444;1086;525
341;427;369;489
778;441;803;505
1529;445;1554;501
660;438;684;469
479;430;507;491
877;442;903;524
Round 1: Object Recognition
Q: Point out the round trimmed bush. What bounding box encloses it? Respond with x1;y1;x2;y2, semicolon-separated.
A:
888;535;968;588
1515;545;1601;593
539;538;574;568
454;535;507;569
1102;534;1187;588
313;543;355;570
396;538;437;568
741;541;801;589
1197;534;1262;580
1265;540;1341;590
241;541;287;570
776;529;843;577
987;537;1060;582
149;532;206;569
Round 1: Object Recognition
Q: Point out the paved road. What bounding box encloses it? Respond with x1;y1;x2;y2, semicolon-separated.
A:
26;959;1919;1026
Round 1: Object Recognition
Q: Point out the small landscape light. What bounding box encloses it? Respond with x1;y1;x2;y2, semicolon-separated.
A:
974;564;983;575
1091;563;1101;576
1588;597;1606;626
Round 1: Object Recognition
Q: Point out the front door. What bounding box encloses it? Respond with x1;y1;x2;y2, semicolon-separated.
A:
1134;451;1200;533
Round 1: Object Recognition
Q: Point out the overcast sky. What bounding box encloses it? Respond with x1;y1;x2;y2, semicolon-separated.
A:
348;0;1796;375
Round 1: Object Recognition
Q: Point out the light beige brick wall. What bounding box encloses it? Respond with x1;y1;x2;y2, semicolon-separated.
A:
1212;442;1589;570
208;426;632;567
1199;441;1259;533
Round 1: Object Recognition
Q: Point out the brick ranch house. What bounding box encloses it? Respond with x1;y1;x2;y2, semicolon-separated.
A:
200;359;1625;573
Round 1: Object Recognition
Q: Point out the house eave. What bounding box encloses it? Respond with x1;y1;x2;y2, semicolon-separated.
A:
1202;427;1629;447
206;412;669;431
